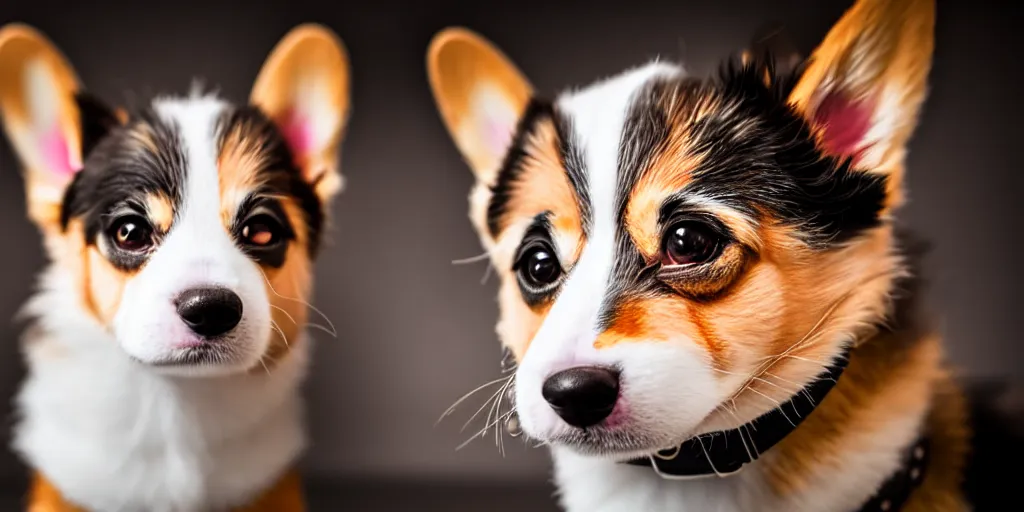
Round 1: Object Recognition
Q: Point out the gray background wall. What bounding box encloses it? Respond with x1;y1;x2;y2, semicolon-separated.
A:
0;0;1020;489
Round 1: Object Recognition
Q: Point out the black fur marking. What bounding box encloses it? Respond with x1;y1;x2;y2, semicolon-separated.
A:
75;93;121;160
231;193;295;268
216;106;324;258
691;54;888;245
60;107;187;259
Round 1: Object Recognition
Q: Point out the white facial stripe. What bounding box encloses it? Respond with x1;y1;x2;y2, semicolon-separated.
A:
154;94;229;254
526;62;684;366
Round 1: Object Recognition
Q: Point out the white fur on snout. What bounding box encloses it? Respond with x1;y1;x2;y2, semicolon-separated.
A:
112;95;271;376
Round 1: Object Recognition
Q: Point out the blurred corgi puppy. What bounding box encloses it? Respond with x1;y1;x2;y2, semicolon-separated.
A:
0;22;349;512
427;0;970;510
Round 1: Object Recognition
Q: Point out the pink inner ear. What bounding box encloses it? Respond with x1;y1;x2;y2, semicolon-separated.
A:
812;91;875;162
484;117;513;157
40;126;78;177
278;109;314;162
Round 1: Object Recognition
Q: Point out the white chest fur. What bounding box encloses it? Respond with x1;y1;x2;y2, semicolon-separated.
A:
12;271;309;512
552;448;760;512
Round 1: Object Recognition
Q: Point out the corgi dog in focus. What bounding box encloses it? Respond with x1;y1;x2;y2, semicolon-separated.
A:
426;0;971;511
0;23;349;512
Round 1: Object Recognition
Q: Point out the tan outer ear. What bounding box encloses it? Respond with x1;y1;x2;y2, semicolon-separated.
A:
787;0;935;202
250;23;350;202
426;27;533;185
0;23;84;229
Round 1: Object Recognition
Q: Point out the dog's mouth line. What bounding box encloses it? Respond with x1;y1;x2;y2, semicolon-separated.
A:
525;406;719;459
138;344;240;367
540;424;663;457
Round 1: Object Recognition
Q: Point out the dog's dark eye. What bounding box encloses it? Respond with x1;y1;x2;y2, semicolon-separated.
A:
241;215;283;247
517;243;562;288
661;221;721;266
110;215;154;252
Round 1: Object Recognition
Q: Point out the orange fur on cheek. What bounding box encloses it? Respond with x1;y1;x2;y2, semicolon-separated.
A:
256;200;313;367
496;275;550;362
593;298;729;369
57;220;131;328
85;247;130;325
260;243;311;366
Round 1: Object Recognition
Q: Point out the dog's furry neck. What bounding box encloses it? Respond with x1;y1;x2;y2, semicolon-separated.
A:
12;264;309;512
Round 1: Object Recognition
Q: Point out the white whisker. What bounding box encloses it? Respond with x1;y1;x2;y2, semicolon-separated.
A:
437;375;510;425
452;252;490;265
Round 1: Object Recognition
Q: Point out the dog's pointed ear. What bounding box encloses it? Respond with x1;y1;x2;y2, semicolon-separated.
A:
250;24;350;204
788;0;935;202
0;24;120;230
427;28;533;185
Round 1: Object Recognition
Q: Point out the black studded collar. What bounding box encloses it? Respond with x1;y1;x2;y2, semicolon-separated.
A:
623;344;931;511
858;437;931;512
626;345;853;478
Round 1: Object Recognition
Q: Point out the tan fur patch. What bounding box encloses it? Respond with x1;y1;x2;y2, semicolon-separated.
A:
493;118;583;243
218;120;273;227
145;193;174;232
55;219;133;328
497;277;551;362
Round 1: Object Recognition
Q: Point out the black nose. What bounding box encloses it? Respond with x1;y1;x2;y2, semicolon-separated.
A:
542;366;620;428
174;287;243;338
